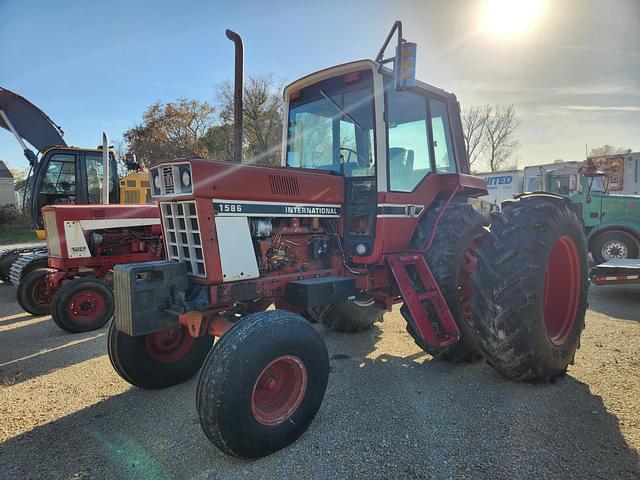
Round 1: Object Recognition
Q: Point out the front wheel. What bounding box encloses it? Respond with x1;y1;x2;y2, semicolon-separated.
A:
196;310;329;458
108;322;213;389
16;268;56;316
591;230;639;264
50;277;114;333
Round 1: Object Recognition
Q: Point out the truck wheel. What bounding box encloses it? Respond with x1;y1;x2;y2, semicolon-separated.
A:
308;299;384;332
196;310;329;458
591;230;639;264
16;268;56;316
471;195;588;382
402;199;487;362
0;251;19;282
50;277;114;333
108;321;213;389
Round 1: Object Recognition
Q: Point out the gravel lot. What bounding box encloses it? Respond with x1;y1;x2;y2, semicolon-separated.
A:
0;281;638;479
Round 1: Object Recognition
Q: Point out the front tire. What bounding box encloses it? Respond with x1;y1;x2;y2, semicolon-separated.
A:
16;268;56;316
196;310;329;458
108;322;213;389
471;194;588;382
50;277;114;333
591;230;639;264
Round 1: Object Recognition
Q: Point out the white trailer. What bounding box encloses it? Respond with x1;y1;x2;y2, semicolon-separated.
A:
478;170;523;208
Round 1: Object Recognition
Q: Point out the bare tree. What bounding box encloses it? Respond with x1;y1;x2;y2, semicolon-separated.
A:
217;74;284;165
483;104;520;172
462;105;490;169
588;145;631;157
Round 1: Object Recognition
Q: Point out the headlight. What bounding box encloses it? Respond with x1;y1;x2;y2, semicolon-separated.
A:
153;173;161;190
182;170;191;187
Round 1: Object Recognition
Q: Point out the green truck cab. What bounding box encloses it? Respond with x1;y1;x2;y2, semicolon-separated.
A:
542;166;640;263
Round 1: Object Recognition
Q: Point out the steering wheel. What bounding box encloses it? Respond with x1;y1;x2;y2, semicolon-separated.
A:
339;147;359;164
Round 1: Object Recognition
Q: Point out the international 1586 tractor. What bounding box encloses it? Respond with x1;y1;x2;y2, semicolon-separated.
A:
0;87;162;332
108;24;589;459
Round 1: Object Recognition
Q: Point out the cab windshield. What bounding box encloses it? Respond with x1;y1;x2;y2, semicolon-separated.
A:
286;70;375;177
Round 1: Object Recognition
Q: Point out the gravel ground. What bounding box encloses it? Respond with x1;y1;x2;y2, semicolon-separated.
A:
0;282;638;479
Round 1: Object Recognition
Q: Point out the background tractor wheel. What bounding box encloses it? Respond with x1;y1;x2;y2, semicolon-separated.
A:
108;321;212;389
401;199;487;362
590;230;639;264
471;194;588;382
16;268;56;316
196;310;329;458
50;277;114;333
0;251;19;282
308;299;384;333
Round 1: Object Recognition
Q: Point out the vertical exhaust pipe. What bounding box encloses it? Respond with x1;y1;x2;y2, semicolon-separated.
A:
225;29;244;163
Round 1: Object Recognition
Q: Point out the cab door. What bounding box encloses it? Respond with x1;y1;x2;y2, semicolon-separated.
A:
376;81;459;254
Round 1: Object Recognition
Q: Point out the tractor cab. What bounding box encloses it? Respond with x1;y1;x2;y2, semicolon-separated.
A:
282;57;482;258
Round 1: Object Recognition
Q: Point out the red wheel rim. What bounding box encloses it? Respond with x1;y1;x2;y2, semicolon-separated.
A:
67;290;106;324
458;234;482;325
251;355;308;426
31;278;51;306
543;235;581;346
145;327;194;363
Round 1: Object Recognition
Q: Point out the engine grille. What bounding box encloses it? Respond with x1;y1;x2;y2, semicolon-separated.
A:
160;201;206;277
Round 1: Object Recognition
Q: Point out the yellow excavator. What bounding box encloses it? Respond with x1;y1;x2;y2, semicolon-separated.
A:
0;86;150;284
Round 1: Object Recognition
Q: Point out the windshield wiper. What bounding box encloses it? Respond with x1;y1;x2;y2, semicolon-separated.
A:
319;90;362;130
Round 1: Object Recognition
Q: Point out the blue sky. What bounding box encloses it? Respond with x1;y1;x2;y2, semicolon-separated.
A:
1;0;638;172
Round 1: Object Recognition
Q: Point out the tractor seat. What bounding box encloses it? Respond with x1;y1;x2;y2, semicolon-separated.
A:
389;147;415;191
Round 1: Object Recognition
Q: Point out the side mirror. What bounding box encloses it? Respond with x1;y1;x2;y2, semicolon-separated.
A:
394;42;417;91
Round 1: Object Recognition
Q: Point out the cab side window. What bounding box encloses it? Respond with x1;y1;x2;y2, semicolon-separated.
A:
429;98;456;173
42;154;76;196
386;88;432;192
85;153;116;204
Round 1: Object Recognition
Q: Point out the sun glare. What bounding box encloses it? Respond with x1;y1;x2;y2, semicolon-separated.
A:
484;0;545;37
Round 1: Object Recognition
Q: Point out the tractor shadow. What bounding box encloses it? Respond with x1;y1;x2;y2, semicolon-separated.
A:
588;284;640;322
0;316;107;386
1;330;637;480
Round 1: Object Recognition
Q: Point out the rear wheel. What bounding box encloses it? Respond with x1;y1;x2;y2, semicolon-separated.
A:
16;268;56;316
197;310;329;458
471;194;588;381
308;299;384;333
50;277;114;333
402;199;487;362
108;321;212;389
591;230;639;264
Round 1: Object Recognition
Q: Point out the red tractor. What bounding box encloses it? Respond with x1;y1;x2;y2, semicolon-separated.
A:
108;25;588;458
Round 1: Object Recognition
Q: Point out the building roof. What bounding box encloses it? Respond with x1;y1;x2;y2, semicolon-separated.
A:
0;161;14;179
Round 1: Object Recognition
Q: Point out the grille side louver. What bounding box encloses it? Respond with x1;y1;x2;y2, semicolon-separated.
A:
269;175;300;196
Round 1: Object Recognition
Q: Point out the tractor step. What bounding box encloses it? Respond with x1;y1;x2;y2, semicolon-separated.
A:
387;254;460;348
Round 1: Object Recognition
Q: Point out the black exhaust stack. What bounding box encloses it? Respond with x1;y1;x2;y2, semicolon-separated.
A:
225;29;244;163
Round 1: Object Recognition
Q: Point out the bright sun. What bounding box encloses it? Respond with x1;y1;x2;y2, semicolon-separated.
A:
484;0;545;37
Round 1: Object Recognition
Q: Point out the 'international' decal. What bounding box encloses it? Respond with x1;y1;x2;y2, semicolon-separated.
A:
213;200;341;217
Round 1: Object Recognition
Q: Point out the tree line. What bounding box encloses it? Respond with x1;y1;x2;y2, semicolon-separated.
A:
122;78;629;173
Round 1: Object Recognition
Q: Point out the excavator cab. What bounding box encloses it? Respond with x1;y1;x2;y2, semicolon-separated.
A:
0;87;147;235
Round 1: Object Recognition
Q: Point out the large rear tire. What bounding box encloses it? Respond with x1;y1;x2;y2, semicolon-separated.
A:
108;321;213;389
401;199;487;362
471;194;588;382
16;268;56;316
50;277;114;333
196;310;329;458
